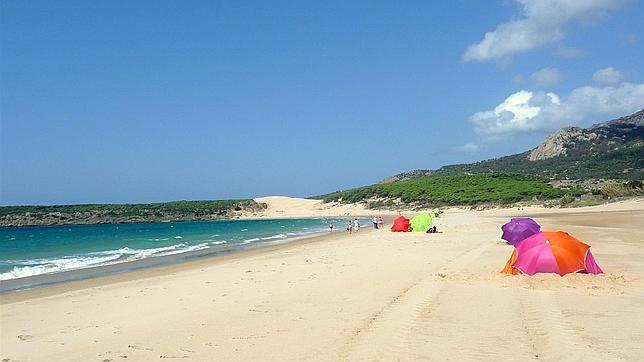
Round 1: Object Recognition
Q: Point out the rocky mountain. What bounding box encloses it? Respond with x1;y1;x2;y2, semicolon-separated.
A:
529;110;644;161
384;109;644;182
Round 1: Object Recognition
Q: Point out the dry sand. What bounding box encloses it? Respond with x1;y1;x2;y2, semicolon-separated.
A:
249;196;376;218
1;198;643;361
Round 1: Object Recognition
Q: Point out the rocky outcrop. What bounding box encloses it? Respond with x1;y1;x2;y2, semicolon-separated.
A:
528;127;591;161
528;109;644;161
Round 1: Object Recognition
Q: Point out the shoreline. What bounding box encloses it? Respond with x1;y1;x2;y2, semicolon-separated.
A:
0;225;377;304
0;213;393;291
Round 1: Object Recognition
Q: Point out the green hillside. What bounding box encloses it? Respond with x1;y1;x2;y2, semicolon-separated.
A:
315;174;582;208
0;200;267;227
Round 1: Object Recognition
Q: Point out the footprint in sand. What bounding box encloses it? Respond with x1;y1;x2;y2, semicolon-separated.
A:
17;334;33;341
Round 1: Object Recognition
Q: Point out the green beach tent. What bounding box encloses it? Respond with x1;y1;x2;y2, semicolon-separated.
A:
410;214;433;232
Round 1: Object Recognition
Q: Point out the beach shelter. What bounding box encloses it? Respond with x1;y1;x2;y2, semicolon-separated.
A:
391;216;410;232
501;231;603;276
410;214;433;233
501;217;541;245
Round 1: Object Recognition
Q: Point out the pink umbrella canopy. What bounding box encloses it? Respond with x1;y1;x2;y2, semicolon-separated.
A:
506;231;603;276
501;217;541;245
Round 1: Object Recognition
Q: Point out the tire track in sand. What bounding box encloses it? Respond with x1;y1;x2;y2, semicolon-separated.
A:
407;280;533;361
519;288;589;361
339;241;492;361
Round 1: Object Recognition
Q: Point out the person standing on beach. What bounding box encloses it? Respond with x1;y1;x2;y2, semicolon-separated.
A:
329;223;334;232
372;216;378;229
378;216;384;229
347;221;353;234
353;218;360;232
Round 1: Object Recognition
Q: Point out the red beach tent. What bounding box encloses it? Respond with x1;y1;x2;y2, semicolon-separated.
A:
391;216;411;232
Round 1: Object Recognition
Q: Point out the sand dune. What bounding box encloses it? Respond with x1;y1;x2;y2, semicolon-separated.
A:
251;196;377;218
1;199;643;361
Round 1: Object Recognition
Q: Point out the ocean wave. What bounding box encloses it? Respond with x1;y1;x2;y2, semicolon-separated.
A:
261;234;287;241
242;237;260;244
0;254;123;281
0;242;211;281
173;236;183;239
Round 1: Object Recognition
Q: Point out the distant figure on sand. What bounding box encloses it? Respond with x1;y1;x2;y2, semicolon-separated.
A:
353;218;360;232
329;224;334;232
372;217;378;229
378;216;384;229
347;221;353;234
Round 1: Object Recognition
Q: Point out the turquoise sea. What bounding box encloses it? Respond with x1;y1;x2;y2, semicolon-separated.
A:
0;217;366;287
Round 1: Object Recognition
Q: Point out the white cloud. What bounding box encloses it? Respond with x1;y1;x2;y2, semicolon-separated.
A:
469;82;644;140
592;67;625;84
463;0;625;62
452;142;480;152
531;67;562;86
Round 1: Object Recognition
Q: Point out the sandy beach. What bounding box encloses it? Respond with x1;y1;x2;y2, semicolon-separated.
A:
1;198;643;361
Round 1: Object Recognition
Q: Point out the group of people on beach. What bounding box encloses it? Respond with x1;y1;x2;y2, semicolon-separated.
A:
346;218;363;234
343;217;385;234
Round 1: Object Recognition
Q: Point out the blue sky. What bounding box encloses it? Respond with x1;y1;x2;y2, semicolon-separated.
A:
1;0;643;205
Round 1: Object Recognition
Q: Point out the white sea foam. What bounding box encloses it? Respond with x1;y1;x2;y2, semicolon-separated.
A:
242;238;260;244
173;236;183;239
155;242;210;256
261;234;287;241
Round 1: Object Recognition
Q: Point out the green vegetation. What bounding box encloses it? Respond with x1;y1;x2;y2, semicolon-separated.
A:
0;200;253;218
0;200;266;227
315;174;582;207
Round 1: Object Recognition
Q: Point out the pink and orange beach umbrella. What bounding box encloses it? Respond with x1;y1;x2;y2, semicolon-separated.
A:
501;231;603;276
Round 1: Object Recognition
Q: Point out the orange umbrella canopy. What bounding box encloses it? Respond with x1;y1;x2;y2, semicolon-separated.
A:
501;231;603;276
